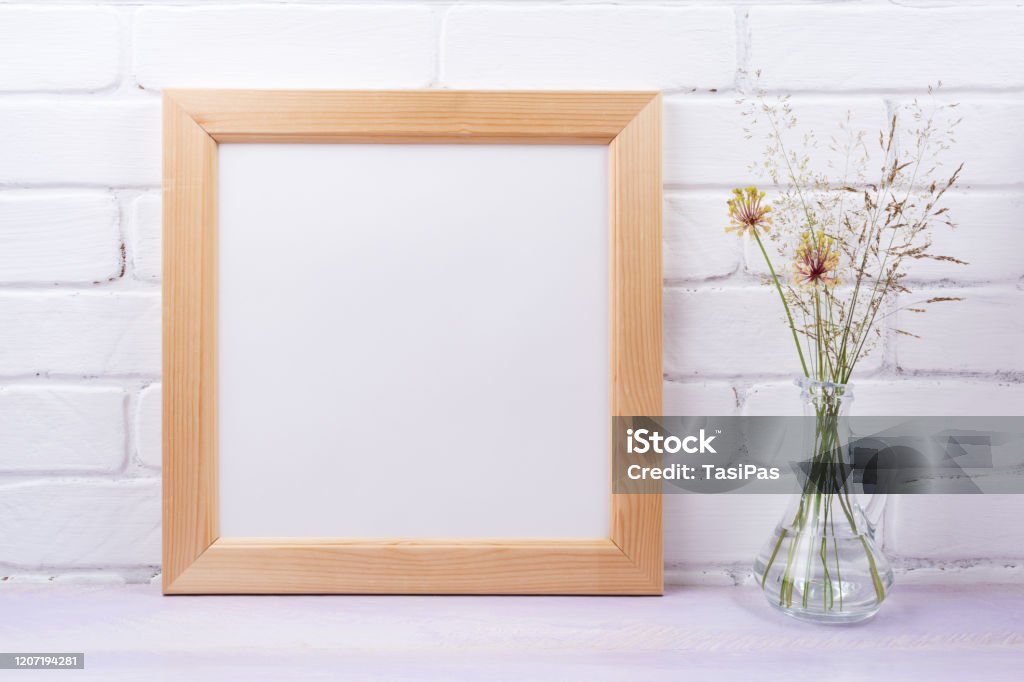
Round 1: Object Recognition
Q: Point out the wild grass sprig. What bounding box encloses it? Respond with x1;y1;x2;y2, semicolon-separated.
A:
732;81;965;384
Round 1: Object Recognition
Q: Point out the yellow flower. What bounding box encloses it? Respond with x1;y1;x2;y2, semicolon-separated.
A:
726;187;772;237
793;230;840;288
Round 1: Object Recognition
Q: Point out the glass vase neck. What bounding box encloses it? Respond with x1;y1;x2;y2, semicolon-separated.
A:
797;377;853;416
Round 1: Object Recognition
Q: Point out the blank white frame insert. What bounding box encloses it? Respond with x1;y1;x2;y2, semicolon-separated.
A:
217;143;610;539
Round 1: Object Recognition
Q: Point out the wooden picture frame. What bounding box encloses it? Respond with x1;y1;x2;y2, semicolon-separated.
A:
162;90;663;595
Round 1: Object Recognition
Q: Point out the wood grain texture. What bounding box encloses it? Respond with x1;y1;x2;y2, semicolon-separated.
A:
163;90;663;595
608;96;664;593
167;538;658;595
164;89;655;144
609;95;663;417
162;94;219;591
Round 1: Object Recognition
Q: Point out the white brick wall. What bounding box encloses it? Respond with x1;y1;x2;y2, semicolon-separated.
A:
135;383;161;469
897;99;1024;186
127;194;161;282
663;97;887;186
0;8;120;92
895;290;1024;373
134;6;438;89
0;480;160;566
441;6;736;90
749;7;1024;91
0;193;121;283
0;293;160;376
0;387;126;472
903;192;1024;283
665;287;801;378
664;193;742;282
1;0;1021;586
0;101;160;185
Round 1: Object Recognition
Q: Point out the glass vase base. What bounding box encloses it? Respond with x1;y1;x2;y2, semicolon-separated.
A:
753;510;895;626
765;595;882;625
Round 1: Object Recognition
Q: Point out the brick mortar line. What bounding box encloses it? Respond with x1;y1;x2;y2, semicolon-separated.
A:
0;469;158;480
0;475;160;484
663;281;1022;290
664;560;1024;587
0;284;160;291
0;280;1009;292
664;370;1024;383
665;184;1024;191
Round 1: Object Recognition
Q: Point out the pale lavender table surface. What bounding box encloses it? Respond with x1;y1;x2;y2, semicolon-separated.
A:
2;584;1022;681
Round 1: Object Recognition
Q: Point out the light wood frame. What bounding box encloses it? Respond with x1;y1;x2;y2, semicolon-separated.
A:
163;90;662;595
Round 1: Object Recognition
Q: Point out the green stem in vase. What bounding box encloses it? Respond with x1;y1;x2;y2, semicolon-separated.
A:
830;495;843;610
760;392;887;613
752;228;809;379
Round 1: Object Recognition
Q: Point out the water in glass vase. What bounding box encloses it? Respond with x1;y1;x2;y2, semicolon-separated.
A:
753;379;894;624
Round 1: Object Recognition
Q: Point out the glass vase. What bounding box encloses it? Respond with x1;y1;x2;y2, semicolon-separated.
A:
753;379;894;624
